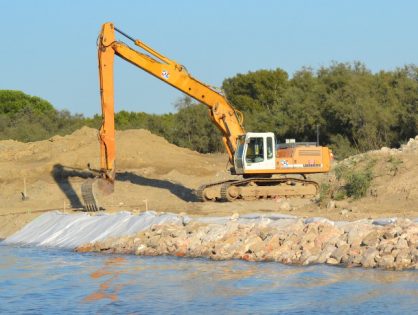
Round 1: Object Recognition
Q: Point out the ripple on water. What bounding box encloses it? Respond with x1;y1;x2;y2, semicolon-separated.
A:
0;244;417;314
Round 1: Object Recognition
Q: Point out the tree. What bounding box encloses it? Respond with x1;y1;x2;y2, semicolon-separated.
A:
0;90;85;142
221;62;418;158
223;68;288;113
2;61;417;158
171;96;223;153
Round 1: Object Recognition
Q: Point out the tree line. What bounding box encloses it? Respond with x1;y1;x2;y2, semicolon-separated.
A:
223;62;418;158
0;62;417;158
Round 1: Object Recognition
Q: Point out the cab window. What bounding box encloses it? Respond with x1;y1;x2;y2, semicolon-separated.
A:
236;135;245;159
246;137;264;163
267;137;273;159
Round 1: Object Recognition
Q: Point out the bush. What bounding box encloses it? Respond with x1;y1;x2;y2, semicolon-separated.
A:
334;158;375;199
344;170;373;199
333;189;347;201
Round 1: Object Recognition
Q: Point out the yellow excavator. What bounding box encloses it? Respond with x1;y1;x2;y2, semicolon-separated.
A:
81;22;332;211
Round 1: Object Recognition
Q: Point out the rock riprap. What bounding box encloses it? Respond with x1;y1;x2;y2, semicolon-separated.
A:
76;214;418;270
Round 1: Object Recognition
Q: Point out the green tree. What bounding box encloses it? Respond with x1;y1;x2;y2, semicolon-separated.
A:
223;68;288;113
2;60;417;158
171;96;223;153
221;62;418;158
0;90;85;142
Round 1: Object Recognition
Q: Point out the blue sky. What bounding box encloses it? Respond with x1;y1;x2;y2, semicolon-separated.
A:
1;0;417;117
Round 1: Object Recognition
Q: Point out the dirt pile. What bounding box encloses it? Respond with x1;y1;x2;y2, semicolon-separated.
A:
0;126;221;181
329;136;418;215
0;127;227;237
0;127;417;238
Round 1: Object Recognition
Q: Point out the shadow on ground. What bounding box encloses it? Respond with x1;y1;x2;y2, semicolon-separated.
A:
51;164;198;209
51;164;93;208
116;171;199;202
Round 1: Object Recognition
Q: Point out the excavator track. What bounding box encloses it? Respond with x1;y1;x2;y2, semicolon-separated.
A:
196;179;238;201
197;177;319;202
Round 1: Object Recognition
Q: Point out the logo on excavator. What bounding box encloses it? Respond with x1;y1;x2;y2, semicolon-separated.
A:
162;70;169;80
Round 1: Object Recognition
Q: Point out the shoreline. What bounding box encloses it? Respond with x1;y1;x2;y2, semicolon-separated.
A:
3;210;417;271
75;212;418;271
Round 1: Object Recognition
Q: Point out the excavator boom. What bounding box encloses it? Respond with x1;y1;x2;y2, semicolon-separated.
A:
98;23;245;176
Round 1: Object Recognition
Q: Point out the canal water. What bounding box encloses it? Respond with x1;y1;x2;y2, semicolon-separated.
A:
0;244;417;314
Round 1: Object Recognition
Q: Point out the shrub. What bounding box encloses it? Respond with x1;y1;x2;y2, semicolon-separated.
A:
344;170;373;199
333;158;375;199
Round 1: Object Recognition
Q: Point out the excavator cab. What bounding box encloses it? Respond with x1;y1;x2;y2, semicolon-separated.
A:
233;132;276;175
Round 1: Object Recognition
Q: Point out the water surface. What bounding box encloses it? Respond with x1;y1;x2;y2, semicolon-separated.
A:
0;244;417;314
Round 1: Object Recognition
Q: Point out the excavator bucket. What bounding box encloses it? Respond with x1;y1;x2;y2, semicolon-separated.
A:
81;177;114;211
81;179;100;211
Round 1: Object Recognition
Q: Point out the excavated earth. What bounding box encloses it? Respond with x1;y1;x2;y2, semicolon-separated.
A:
1;127;417;269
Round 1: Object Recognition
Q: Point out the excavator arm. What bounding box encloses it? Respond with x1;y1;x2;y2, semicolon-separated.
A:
82;22;245;210
99;23;245;177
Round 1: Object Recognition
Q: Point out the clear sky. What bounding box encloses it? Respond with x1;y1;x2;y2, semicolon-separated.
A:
1;0;417;117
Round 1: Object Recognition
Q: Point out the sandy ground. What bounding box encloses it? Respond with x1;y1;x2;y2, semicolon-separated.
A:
1;127;417;239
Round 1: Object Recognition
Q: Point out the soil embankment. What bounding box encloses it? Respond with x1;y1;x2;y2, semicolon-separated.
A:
1;127;417;240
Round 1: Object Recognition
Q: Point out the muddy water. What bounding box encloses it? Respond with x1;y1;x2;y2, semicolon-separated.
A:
0;244;417;314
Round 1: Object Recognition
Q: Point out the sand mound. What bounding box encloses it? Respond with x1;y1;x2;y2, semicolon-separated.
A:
0;127;416;239
0;127;227;227
0;126;217;180
332;136;418;213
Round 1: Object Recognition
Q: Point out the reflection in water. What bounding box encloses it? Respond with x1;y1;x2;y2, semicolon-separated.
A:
0;244;417;314
84;257;127;302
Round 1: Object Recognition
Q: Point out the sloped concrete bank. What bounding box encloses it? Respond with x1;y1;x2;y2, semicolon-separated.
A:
76;213;418;270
